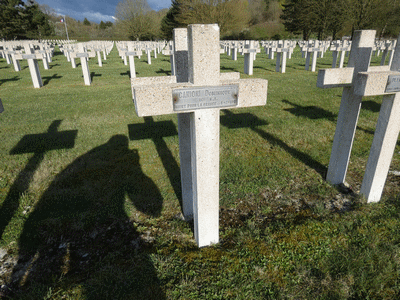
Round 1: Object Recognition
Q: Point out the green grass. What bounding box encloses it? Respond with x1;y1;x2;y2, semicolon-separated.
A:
0;45;400;299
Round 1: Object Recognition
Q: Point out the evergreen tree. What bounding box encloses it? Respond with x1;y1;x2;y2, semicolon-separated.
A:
160;0;184;39
83;17;91;25
0;0;26;39
0;0;54;40
24;0;54;39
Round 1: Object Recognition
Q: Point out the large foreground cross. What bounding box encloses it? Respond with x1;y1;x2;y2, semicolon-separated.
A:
317;30;400;202
131;24;268;247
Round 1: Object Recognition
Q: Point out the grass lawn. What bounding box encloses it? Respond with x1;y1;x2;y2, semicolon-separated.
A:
0;43;400;299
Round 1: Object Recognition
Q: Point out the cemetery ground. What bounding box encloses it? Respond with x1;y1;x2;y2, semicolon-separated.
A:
0;45;400;299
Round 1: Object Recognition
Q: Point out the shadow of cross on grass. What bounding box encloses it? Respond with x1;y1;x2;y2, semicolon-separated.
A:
90;72;101;81
0;76;20;86
42;73;62;86
0;120;77;239
128;117;182;206
282;99;337;121
221;110;327;178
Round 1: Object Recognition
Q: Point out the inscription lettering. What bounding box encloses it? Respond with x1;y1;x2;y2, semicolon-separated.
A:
385;74;400;93
22;54;36;59
173;85;239;111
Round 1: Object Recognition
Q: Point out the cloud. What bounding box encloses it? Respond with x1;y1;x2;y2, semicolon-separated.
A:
55;8;114;23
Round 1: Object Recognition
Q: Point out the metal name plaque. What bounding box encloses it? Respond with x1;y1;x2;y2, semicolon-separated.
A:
125;51;139;56
76;53;89;58
22;54;36;59
385;74;400;93
172;85;239;111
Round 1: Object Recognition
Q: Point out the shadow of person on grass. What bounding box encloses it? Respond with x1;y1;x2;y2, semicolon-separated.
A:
9;135;165;299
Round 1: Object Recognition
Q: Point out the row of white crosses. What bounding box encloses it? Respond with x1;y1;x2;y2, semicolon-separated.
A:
116;42;142;70
1;41;55;88
1;41;54;70
263;41;279;59
378;39;397;66
85;41;114;67
299;40;326;72
274;41;296;73
262;40;296;60
131;24;268;247
330;40;351;68
58;41;114;85
317;30;400;202
374;39;388;57
68;43;97;85
116;41;165;66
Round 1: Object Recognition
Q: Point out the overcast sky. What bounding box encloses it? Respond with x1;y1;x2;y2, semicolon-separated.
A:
34;0;172;23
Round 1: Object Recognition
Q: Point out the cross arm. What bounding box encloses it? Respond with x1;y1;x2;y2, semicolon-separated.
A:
354;71;400;96
131;73;267;117
317;68;354;88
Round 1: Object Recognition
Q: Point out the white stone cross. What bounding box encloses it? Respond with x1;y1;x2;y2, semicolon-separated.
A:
317;30;397;202
350;34;400;202
305;41;321;72
331;40;351;68
5;48;21;72
243;41;258;75
267;41;277;59
162;42;175;75
126;43;142;79
145;46;153;64
231;43;238;61
13;43;43;88
118;45;129;66
131;24;267;247
380;40;396;66
275;41;291;73
69;44;96;86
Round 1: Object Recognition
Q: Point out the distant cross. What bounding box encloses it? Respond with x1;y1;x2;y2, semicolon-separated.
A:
126;43;142;79
162;42;175;76
305;41;321;72
242;41;258;75
275;41;291;73
70;44;96;85
14;43;43;88
131;24;267;247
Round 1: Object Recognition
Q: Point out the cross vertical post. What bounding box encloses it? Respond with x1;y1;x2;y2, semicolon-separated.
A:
187;24;221;246
173;28;193;220
325;31;375;184
23;43;43;88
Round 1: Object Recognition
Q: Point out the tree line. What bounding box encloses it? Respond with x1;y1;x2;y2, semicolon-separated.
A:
281;0;400;40
1;0;400;42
